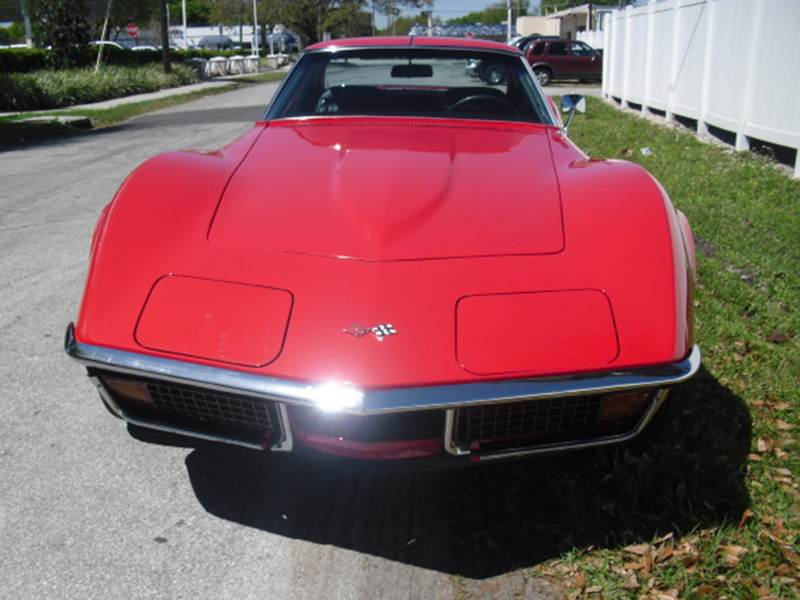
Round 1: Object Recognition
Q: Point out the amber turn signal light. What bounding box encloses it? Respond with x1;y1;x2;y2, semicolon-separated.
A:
598;389;656;422
99;375;154;409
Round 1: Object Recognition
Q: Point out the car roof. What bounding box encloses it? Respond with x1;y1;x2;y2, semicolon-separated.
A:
306;36;519;54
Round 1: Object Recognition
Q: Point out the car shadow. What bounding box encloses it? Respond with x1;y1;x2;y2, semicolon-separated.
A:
134;366;751;579
117;106;266;130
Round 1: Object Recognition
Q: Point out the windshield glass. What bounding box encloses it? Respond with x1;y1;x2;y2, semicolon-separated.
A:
267;48;554;125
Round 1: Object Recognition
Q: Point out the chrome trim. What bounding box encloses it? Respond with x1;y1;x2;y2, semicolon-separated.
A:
273;403;294;452
88;369;294;452
90;374;264;450
444;389;671;460
67;324;700;416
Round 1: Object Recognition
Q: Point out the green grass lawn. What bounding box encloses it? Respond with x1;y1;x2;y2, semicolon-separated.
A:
532;97;799;599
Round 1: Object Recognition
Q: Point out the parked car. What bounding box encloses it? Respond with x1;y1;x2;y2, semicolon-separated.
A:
508;33;560;52
267;32;299;53
92;40;130;51
464;58;507;85
198;35;234;50
526;38;603;85
67;37;699;468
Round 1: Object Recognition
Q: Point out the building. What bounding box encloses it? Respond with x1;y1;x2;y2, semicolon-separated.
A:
517;3;615;40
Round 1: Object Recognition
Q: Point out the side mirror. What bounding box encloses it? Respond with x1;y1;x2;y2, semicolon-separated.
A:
561;93;586;134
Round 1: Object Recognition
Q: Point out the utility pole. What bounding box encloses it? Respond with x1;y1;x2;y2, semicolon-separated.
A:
182;0;187;48
252;0;259;56
507;0;512;41
158;0;171;74
20;0;32;47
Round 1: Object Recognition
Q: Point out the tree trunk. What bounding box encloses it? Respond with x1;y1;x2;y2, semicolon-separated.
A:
159;0;171;74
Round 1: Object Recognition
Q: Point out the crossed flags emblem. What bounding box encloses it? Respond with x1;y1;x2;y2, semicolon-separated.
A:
344;323;397;340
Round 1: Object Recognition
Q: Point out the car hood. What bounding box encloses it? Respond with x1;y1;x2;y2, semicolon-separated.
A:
208;119;564;261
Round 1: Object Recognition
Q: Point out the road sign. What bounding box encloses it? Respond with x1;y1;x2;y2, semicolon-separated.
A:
127;23;139;38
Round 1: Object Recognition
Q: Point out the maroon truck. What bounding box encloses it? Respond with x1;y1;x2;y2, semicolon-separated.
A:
526;39;603;86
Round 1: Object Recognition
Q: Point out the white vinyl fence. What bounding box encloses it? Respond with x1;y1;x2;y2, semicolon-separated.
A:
592;0;800;177
576;30;604;50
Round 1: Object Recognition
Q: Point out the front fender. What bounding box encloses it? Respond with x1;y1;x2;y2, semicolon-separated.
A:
76;125;266;347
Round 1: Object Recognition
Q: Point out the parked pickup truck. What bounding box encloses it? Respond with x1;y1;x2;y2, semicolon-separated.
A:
525;39;603;86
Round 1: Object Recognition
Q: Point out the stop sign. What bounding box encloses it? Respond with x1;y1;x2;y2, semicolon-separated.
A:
127;23;138;38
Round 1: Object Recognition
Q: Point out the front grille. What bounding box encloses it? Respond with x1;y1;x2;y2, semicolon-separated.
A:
147;382;274;432
96;371;281;445
460;395;602;446
288;405;442;443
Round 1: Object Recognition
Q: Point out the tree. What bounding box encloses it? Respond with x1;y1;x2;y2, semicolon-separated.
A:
200;0;367;46
100;0;158;42
324;3;372;38
203;0;250;27
373;0;431;35
158;0;171;73
30;0;92;68
168;0;211;26
448;1;530;25
377;11;440;36
0;22;27;45
265;0;364;46
204;0;252;44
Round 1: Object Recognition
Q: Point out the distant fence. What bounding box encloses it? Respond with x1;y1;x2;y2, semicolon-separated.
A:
584;0;799;177
576;30;604;50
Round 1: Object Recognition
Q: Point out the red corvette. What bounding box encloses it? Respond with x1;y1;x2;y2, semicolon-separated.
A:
66;37;700;467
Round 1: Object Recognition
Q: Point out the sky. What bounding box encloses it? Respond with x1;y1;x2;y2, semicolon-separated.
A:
382;0;539;28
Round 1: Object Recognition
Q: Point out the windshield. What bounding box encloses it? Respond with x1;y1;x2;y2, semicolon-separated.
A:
267;48;554;125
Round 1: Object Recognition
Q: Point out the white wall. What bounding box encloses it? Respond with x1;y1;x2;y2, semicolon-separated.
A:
516;16;561;37
597;0;800;177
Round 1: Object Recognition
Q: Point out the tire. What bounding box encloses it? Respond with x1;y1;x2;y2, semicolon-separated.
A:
534;67;551;86
484;65;505;86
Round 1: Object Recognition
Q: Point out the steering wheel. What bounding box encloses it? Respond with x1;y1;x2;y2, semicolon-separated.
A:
448;94;519;115
315;90;338;113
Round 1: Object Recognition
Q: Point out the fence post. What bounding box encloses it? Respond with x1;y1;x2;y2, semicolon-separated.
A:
606;10;618;99
642;0;657;114
602;12;611;98
735;0;765;152
697;0;715;136
621;5;632;107
666;0;684;123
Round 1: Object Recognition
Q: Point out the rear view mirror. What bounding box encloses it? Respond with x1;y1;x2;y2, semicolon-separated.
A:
391;64;433;78
561;94;586;114
560;93;586;134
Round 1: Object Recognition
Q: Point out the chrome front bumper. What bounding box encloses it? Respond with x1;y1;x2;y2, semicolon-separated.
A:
66;324;701;460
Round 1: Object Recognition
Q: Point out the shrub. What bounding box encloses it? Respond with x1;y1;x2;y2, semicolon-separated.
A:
30;0;92;68
0;63;199;111
0;48;49;74
0;46;248;74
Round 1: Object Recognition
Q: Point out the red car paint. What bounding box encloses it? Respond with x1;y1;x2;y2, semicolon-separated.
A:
69;37;698;465
77;122;692;387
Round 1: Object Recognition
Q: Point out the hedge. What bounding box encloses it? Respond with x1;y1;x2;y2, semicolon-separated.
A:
0;46;247;74
0;48;48;74
0;63;199;111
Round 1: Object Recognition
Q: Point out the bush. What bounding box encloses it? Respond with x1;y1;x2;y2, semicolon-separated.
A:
97;47;246;67
0;48;49;74
30;0;92;69
0;46;247;74
0;63;199;111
